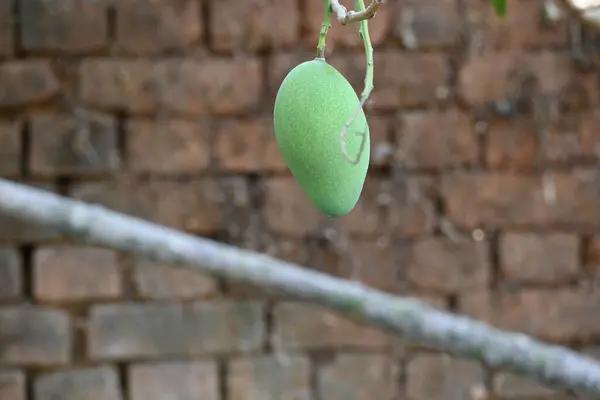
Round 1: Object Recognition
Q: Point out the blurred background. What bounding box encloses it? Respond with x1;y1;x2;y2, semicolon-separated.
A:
1;0;600;399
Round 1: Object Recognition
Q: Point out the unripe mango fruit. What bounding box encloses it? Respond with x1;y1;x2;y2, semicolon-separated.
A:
273;58;370;218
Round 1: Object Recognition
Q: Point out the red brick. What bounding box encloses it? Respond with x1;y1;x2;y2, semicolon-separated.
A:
126;118;211;174
580;110;600;161
0;1;14;57
19;0;108;53
210;0;299;53
464;0;568;51
0;305;71;366
0;248;21;300
396;110;478;169
317;353;395;400
264;237;310;266
442;170;600;229
215;117;287;173
29;112;119;177
129;361;218;400
407;237;490;294
311;238;400;293
268;51;315;98
304;0;390;51
133;258;218;300
584;236;600;278
228;355;311;400
114;0;201;55
0;61;59;108
372;52;448;110
0;120;21;177
33;246;122;303
0;370;25;400
0;182;61;242
493;371;558;398
271;302;393;350
485;118;538;169
336;176;386;236
458;52;572;106
369;115;393;166
262;177;325;236
406;354;486;400
389;175;438;238
78;58;262;116
70;177;225;234
33;366;122;400
540;116;582;165
460;288;600;342
88;301;265;359
393;0;460;49
499;233;579;284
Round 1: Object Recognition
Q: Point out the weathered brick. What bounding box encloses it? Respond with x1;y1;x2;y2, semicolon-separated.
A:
458;52;572;106
493;371;558;398
70;177;225;234
0;120;21;177
304;0;390;50
210;0;298;53
215;117;287;172
317;353;395;400
0;248;21;300
79;58;262;116
407;237;490;294
126;118;211;174
133;258;218;300
129;361;218;400
114;0;201;55
262;177;325;236
499;233;579;284
0;182;61;242
268;51;314;99
0;370;25;400
372;52;448;110
264;238;310;266
369;115;393;166
389;175;438;238
485;118;537;169
34;366;122;400
442;170;600;229
29;112;119;176
580;110;600;162
460;288;600;342
541;116;582;165
33;246;122;303
396;110;478;169
336;176;386;237
393;0;460;49
311;239;400;293
406;354;486;400
228;355;311;400
464;0;568;51
271;302;393;350
88;301;265;359
0;61;59;107
0;305;71;366
19;0;108;53
584;236;600;278
0;1;14;57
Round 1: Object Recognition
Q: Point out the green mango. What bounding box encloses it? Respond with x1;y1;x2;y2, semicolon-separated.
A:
273;58;370;218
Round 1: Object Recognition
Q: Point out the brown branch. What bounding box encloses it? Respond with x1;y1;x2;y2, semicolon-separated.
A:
330;0;385;25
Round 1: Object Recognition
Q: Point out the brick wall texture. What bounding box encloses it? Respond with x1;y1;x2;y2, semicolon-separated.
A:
2;0;600;399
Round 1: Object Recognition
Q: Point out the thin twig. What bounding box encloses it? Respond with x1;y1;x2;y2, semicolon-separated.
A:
339;0;374;164
1;178;600;395
330;0;385;25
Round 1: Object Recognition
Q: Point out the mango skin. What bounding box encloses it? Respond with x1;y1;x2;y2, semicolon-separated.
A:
273;58;370;218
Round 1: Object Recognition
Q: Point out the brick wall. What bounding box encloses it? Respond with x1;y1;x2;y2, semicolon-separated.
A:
1;0;600;399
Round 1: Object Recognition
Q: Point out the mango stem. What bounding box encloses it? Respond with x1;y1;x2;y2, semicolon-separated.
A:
339;0;374;165
316;0;332;59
